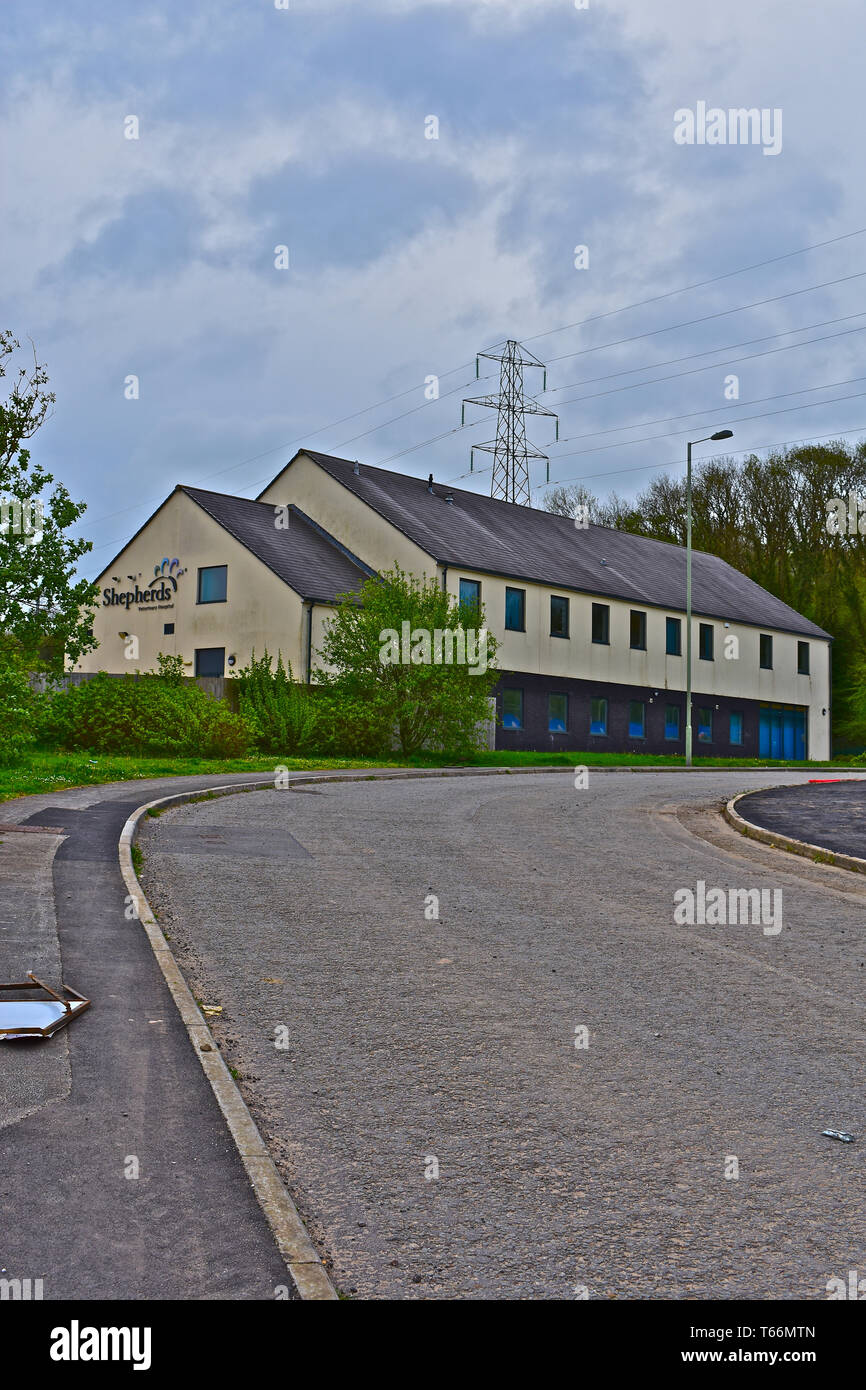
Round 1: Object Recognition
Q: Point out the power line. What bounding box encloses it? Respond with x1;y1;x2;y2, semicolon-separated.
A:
546;387;866;464
518;225;866;350
540;311;866;397
553;373;866;447
82;226;866;527
543;271;866;366
82;228;866;550
540;424;866;491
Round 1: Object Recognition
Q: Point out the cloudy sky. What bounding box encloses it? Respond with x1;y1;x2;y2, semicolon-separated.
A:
3;0;865;577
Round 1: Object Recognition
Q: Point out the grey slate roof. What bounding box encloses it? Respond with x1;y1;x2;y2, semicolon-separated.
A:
180;485;373;603
288;452;829;640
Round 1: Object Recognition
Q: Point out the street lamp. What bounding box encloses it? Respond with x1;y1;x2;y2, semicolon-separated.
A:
685;429;734;766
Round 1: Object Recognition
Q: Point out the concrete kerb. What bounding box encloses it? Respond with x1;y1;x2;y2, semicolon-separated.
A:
724;789;866;876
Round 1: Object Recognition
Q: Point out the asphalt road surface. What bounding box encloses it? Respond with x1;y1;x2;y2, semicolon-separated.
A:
139;770;866;1300
737;779;866;860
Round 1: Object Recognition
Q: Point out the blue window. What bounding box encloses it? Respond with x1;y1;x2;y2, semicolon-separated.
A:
590;697;607;736
628;701;645;738
502;688;523;729
198;565;227;604
698;707;713;742
505;587;525;631
550;595;569;638
699;623;714;661
195;647;225;677
459;577;481;613
548;693;568;733
664;705;680;740
666;616;681;656
730;711;743;745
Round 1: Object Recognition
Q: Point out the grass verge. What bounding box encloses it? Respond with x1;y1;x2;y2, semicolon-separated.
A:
0;747;860;802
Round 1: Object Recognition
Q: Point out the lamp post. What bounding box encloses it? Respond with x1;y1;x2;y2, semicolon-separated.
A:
685;429;734;766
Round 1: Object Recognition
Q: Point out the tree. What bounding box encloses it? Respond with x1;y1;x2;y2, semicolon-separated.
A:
0;332;98;670
316;566;500;755
542;482;640;530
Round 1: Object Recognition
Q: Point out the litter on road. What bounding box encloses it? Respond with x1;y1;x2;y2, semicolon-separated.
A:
0;973;91;1041
822;1129;856;1143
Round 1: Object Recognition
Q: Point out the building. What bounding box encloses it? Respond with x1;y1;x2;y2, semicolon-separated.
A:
78;449;832;759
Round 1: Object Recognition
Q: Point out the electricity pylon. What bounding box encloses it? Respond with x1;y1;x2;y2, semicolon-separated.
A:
462;339;558;505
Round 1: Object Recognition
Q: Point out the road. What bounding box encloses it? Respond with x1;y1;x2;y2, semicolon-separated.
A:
138;769;866;1300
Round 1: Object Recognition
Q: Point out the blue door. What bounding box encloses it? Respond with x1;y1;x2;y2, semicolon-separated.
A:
759;708;806;760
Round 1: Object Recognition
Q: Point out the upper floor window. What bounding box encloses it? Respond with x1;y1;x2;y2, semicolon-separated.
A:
797;641;810;675
760;633;773;670
666;616;682;656
699;623;714;661
592;602;609;645
630;610;647;651
550;594;570;638
505;587;526;632
197;565;227;604
459;578;481;614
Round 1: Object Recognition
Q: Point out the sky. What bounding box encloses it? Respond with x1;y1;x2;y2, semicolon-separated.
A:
2;0;866;579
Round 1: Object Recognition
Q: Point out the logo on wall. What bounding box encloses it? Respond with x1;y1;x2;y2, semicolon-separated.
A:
102;558;187;610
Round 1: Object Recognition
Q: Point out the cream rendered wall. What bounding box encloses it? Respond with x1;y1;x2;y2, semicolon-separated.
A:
444;567;832;758
259;453;436;578
74;490;306;676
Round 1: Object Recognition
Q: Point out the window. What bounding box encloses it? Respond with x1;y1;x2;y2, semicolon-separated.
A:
589;697;608;735
630;610;647;650
195;647;225;677
760;633;773;669
550;594;570;638
699;623;714;661
197;565;227;604
548;693;568;733
797;641;810;675
163;622;174;635
502;688;523;729
505;587;525;631
730;711;744;745
592;603;609;645
664;704;680;740
698;707;713;742
459;577;481;613
628;701;646;738
666;616;682;656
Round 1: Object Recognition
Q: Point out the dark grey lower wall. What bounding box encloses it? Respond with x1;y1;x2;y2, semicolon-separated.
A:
492;670;773;757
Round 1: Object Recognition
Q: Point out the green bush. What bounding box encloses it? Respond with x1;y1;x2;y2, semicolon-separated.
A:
233;651;320;755
0;652;41;766
303;687;392;758
39;669;254;758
